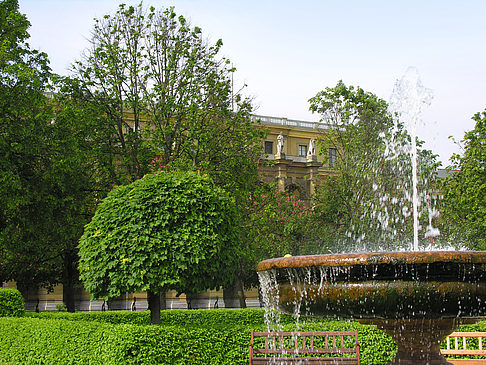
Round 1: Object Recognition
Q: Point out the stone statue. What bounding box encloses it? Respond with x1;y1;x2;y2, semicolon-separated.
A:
307;138;316;158
276;132;285;155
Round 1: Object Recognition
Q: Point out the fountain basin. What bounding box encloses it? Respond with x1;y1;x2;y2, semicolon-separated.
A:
259;251;486;319
257;251;486;364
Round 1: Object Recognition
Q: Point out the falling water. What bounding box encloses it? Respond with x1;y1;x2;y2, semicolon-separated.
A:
258;269;285;334
389;67;434;251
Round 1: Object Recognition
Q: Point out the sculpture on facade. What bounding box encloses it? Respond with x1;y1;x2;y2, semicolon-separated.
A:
276;132;285;155
307;138;316;158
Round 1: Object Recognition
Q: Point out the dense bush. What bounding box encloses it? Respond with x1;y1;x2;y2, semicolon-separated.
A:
26;310;151;325
26;308;295;327
7;309;397;364
0;317;251;364
0;288;24;317
15;309;486;364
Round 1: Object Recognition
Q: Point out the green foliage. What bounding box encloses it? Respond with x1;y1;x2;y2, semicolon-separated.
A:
0;2;100;309
74;3;264;189
2;310;398;364
18;309;486;364
308;81;440;251
55;303;67;312
0;0;61;292
0;288;24;317
0;317;251;365
442;109;486;249
71;4;265;302
78;171;239;300
26;308;293;327
237;184;318;287
246;186;313;255
26;310;151;325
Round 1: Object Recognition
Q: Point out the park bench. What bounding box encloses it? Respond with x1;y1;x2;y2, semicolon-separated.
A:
441;332;486;364
249;330;360;364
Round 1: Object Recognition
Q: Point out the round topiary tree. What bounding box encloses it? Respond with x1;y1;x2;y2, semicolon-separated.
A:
0;288;25;317
78;171;238;324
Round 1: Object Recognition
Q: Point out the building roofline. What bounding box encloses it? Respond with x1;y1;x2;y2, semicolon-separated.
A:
251;114;330;131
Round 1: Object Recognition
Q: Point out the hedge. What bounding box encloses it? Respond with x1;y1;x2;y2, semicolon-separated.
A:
0;288;24;317
1;312;397;364
26;308;295;327
0;317;251;364
17;309;486;364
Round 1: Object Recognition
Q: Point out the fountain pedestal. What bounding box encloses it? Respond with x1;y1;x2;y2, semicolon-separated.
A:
359;318;478;365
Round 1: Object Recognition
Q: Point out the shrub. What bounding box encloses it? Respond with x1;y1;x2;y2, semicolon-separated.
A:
26;310;151;325
14;309;486;364
0;317;251;364
15;309;397;364
0;288;24;317
26;308;295;327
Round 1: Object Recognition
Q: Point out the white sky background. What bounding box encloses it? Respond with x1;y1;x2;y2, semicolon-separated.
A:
19;0;486;166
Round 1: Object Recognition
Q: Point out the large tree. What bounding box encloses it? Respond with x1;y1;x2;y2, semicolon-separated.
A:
442;109;486;249
78;171;238;324
74;3;264;187
0;0;57;294
0;1;100;311
74;3;265;306
309;81;440;251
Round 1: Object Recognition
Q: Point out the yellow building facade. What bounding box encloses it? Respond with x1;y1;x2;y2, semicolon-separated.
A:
256;114;334;198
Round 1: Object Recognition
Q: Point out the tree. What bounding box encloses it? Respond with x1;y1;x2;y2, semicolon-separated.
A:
0;0;57;295
78;171;238;324
309;81;440;251
74;3;265;307
43;76;110;312
442;109;486;249
0;1;102;311
74;3;264;186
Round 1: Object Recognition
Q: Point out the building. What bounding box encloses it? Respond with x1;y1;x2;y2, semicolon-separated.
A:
255;114;335;198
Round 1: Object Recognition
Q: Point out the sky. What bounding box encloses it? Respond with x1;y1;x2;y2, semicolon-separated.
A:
19;0;486;166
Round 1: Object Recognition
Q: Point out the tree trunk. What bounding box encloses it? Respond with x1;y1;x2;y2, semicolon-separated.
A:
62;250;76;312
236;275;247;308
159;290;166;310
62;283;75;312
223;282;240;308
186;292;198;309
223;274;247;308
147;290;160;324
15;281;29;307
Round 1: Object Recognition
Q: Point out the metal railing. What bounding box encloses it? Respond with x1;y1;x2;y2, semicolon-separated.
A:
251;114;329;130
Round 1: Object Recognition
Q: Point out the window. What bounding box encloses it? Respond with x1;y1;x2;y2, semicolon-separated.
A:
329;148;337;168
264;141;273;154
298;145;307;157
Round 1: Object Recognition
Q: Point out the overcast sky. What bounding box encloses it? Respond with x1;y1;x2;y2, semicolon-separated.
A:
19;0;486;166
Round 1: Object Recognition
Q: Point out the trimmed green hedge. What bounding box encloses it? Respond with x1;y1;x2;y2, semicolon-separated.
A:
17;309;486;364
0;317;251;364
0;288;24;317
4;310;397;364
26;309;152;325
26;308;295;327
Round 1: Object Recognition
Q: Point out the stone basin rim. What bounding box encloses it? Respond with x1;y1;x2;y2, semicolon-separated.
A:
257;251;486;272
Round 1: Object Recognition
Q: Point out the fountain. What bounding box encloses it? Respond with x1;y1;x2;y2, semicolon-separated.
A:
258;252;486;364
257;69;486;364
